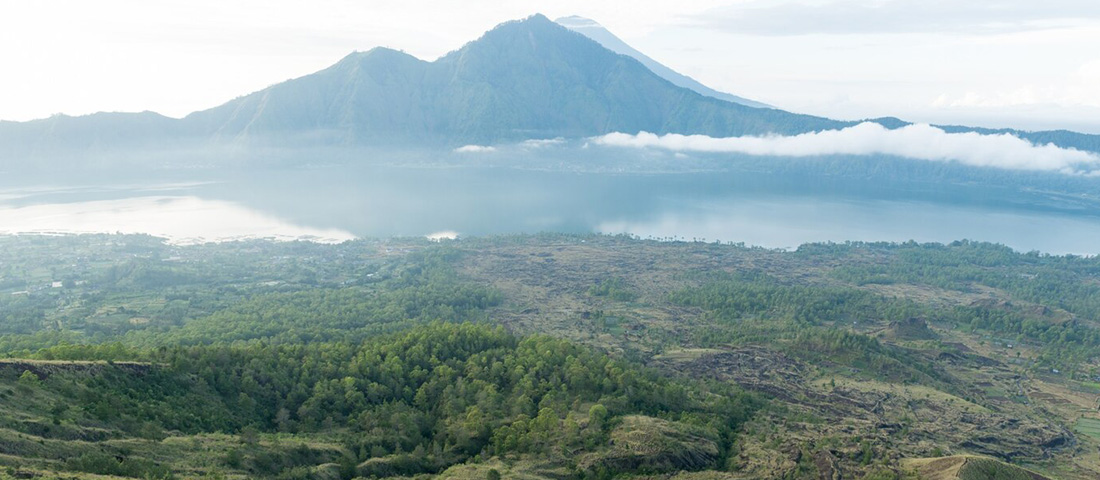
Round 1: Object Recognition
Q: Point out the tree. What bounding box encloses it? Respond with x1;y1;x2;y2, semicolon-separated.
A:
274;407;293;432
239;426;260;446
588;404;608;430
17;370;39;388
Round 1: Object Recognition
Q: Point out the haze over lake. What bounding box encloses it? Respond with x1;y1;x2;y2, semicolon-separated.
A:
2;165;1097;255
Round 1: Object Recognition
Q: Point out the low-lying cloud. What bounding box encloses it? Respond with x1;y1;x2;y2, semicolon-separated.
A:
593;122;1100;173
520;138;566;148
454;144;496;153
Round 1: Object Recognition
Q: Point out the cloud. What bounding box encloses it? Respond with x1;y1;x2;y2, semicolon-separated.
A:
454;144;496;153
690;0;1100;36
520;138;566;148
426;230;459;241
592;123;1100;173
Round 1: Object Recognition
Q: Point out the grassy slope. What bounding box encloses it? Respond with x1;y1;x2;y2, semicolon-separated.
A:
0;371;729;480
456;236;1100;479
904;456;1050;480
0;367;347;479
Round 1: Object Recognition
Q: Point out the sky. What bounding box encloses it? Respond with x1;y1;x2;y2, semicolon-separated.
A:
3;0;1100;133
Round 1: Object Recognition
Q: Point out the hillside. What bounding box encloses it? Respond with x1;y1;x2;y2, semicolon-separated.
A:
904;455;1051;480
1;234;1099;479
0;323;759;479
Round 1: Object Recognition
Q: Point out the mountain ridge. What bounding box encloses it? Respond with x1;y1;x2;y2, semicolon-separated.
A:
554;15;772;109
2;13;1099;165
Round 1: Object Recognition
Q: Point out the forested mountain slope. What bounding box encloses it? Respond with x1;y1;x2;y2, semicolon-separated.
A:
0;234;1098;479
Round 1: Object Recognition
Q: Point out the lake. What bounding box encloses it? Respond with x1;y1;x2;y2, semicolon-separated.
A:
1;165;1097;254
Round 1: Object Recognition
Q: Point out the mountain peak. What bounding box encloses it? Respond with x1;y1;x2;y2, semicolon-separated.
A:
554;15;601;29
362;46;402;55
526;13;552;23
340;47;418;63
440;12;602;67
481;12;567;37
324;47;425;79
479;13;557;36
554;15;771;109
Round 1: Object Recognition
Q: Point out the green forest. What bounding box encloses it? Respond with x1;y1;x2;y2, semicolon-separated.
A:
0;234;1097;479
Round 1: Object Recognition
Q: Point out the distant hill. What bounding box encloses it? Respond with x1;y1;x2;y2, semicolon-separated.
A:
1;13;1099;166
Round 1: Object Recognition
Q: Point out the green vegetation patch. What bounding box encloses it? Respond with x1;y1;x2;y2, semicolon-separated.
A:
957;457;1048;480
2;234;1099;478
1075;417;1100;441
588;277;638;302
577;415;721;474
0;323;762;478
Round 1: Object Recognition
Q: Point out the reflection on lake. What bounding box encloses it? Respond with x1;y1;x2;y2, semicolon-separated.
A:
597;198;1100;254
0;196;354;245
0;165;1098;254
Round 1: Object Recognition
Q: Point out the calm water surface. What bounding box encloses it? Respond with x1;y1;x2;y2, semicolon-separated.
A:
1;166;1097;254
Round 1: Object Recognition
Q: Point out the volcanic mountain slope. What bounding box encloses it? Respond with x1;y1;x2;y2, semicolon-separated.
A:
2;14;1099;163
169;14;846;146
555;15;772;109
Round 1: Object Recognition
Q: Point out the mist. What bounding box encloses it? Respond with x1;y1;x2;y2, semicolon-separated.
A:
0;195;355;245
593;122;1100;173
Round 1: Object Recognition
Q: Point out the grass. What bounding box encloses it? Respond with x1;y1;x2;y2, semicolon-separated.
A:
903;455;1049;480
576;415;720;474
432;458;571;480
653;348;726;363
809;377;991;414
958;457;1046;480
0;371;346;479
1079;381;1100;393
1076;417;1100;441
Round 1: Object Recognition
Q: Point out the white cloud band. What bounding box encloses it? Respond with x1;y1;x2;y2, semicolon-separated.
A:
593;122;1100;173
454;145;496;153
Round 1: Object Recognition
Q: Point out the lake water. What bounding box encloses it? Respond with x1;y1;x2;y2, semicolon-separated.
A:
1;166;1098;254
